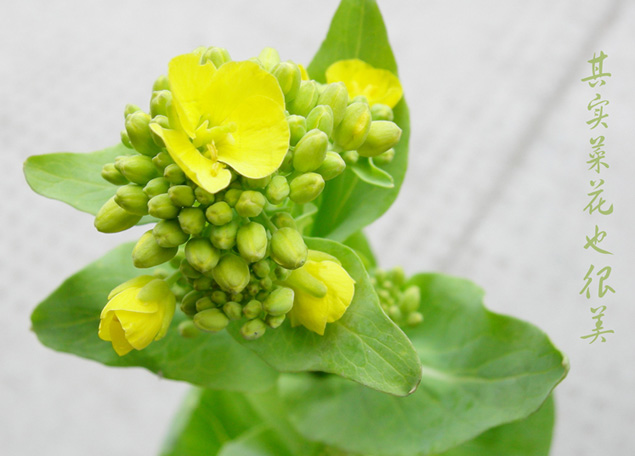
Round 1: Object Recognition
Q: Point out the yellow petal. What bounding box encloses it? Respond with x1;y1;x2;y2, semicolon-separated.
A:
107;275;155;300
298;63;309;81
107;315;134;356
203;61;285;126
326;59;403;108
152;125;232;193
168;53;217;137
102;288;158;314
115;309;163;350
217;95;289;178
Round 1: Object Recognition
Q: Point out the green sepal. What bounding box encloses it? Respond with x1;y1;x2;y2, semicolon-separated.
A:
350;156;394;188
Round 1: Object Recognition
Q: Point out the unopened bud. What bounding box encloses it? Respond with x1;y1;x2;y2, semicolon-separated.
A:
195;296;215;312
272;61;301;101
243;175;271;189
280;149;294;174
194;186;215;206
223;301;243;320
152;151;174;171
101;162;128;185
125;111;159;156
342;150;359;165
240;318;267;340
289;172;325;204
148;193;180;219
351;95;369;105
116;154;159;185
263;287;294;316
149;115;170;147
223;189;242;207
270;227;307;270
132;230;178;268
293;129;328;172
152;75;170;92
237;222;268;263
265;175;289;204
164;163;187;185
371;103;394;121
357;121;402;158
258;47;280;72
114;184;148;215
206;201;233;226
388;305;402;321
317;82;348;126
121;131;134;150
406;311;424;326
235;190;266;218
200;46;231;67
252;260;271;279
272;212;296;230
334;102;372;150
306;105;334;137
211;290;228;305
178;207;206;235
213;254;250;294
316;151;346;181
150;90;172;118
185;238;220;274
287;80;319;117
401;286;421;313
94;196;142;233
193;275;213;291
194;308;229;333
124;104;141;118
210;220;239;250
180;258;202;279
181;291;205;316
287;115;307;146
266;314;286;329
168;185;195;207
372;148;395;166
243;299;263;319
153;219;189;248
178;320;200;338
143;177;170;198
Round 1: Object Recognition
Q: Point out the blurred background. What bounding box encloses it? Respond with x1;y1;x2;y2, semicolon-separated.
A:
2;0;635;454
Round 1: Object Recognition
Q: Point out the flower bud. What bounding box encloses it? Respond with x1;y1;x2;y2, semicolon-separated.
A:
194;308;229;333
153;75;170;92
185;238;220;274
150;90;172;118
164;163;187;185
195;296;215;312
132;230;178;268
143;177;170;198
289;173;325;204
287;80;319;117
388;305;402;321
265;175;290;204
168;185;195;207
194;186;215;206
94;196;142;233
206;201;233;226
372;148;395;166
223;301;243;320
260;276;273;290
243;299;263;319
223;189;242;207
240;318;267;340
401;286;421;313
258;47;281;72
180;258;202;279
125;111;159;156
293;129;328;172
213;254;250;294
120;130;133;149
124;104;141;118
193;275;213;292
252;260;271;279
371;103;394;121
116;154;159;185
351;95;369;105
266;314;286;329
272;212;297;230
200;46;231;67
210;220;239;250
153;219;189;248
235;190;266;218
270;227;307;270
280;150;294;174
211;290;228;305
243;175;271;189
317;82;348;126
101;163;128;185
113;184;148;215
272;61;301;101
237;222;268;263
406;311;424;326
316;151;346;181
148;193;180;219
178;207;206;236
306;105;334;137
287;115;307;146
152;151;174;171
357;120;402;158
178;320;200;339
181;290;204;316
263;287;294;316
334;102;372;150
149;115;170;148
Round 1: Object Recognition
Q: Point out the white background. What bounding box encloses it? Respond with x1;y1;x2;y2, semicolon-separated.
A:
2;0;635;454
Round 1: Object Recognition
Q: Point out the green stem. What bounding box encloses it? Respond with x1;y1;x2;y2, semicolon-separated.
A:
164;270;181;286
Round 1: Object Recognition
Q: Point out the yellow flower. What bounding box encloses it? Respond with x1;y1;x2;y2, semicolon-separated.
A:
151;53;290;194
284;250;355;335
326;59;403;108
98;276;176;356
298;63;310;81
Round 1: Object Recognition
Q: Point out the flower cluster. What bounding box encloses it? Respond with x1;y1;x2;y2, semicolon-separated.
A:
95;46;402;355
371;267;423;327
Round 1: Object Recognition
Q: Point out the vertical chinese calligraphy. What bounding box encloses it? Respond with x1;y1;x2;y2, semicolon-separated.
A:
579;51;614;344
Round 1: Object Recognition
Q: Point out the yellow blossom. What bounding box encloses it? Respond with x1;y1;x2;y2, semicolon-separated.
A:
284;250;355;335
151;53;290;194
298;63;309;81
98;276;175;356
326;59;403;108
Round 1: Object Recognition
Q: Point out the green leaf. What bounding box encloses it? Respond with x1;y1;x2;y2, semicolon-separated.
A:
31;242;278;392
307;0;410;241
24;143;132;215
343;230;377;269
350;157;394;188
279;273;568;455
435;396;555;456
228;237;421;397
218;426;297;456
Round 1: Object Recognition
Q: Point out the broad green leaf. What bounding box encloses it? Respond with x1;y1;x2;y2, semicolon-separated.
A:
279;273;568;455
31;242;278;392
435;396;555;456
228;237;421;397
24;143;132;215
350;157;394;189
218;426;296;456
308;0;410;241
160;388;263;456
343;230;377;269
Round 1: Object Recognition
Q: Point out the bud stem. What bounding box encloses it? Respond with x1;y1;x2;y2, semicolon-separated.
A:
164;270;182;287
257;211;278;233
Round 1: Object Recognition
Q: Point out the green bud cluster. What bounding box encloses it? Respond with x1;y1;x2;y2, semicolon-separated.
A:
371;267;423;327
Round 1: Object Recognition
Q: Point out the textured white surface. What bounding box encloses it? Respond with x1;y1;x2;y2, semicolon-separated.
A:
2;0;635;454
